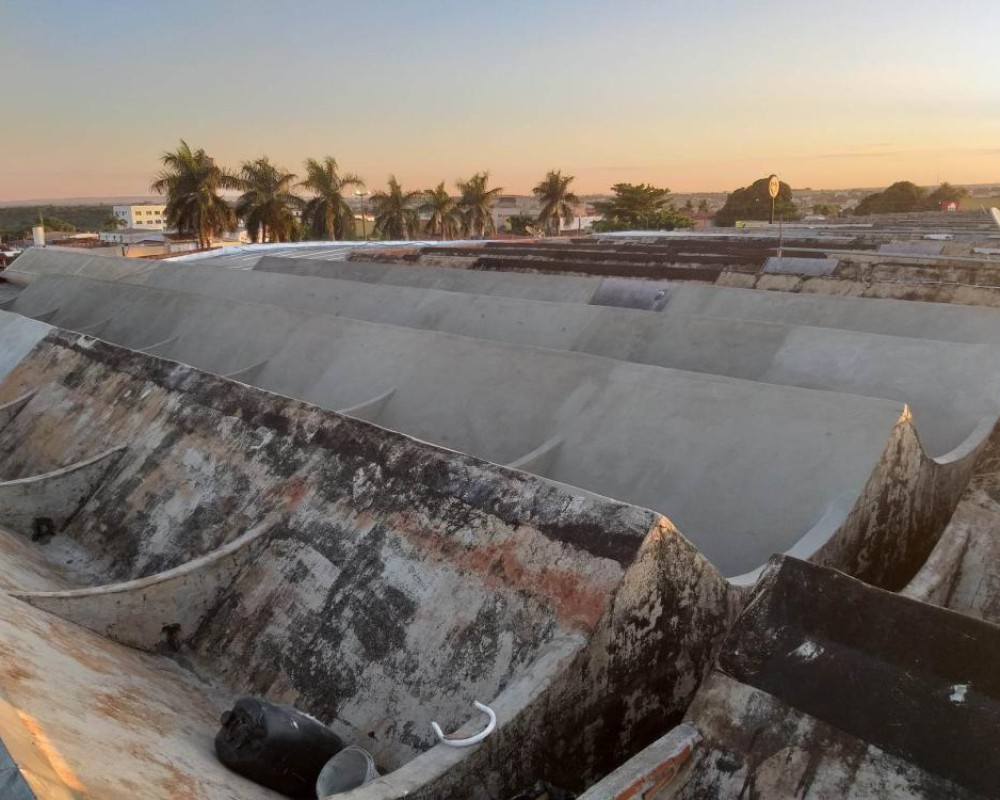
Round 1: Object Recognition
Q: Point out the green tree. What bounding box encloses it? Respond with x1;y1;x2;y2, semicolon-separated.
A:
505;214;537;236
103;214;125;231
811;203;841;217
151;140;239;248
592;183;692;232
421;182;461;240
713;176;800;227
234;157;303;243
924;182;969;209
457;172;502;238
853;181;925;215
532;169;579;236
697;199;710;213
371;176;421;240
299;156;363;241
43;216;77;232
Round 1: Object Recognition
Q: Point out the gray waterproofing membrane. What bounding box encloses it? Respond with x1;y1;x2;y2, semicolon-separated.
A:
2;276;908;578
120;261;1000;456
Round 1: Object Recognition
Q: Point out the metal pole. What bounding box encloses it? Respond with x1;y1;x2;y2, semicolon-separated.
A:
778;214;784;259
770;196;775;225
362;199;368;242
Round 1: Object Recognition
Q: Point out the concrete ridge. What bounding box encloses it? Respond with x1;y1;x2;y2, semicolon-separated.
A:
0;392;34;433
28;307;59;323
0;446;126;537
74;316;113;335
137;334;178;355
337;386;397;422
14;522;271;650
506;436;564;473
222;358;271;384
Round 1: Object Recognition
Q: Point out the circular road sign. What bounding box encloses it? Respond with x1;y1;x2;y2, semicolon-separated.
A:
768;175;780;199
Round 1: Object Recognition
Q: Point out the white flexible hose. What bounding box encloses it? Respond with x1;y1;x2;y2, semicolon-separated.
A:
430;701;497;748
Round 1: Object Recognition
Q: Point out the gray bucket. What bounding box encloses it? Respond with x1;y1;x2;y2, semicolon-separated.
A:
315;746;379;796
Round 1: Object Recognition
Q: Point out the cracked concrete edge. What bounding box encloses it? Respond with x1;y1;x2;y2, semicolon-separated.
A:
575;724;701;800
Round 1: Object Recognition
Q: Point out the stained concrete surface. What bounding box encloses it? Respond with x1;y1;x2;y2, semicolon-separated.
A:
0;590;285;800
5;242;1000;797
650;557;1000;799
0;328;734;796
0;523;281;799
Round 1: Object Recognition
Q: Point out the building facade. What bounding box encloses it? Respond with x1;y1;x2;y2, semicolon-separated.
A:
112;203;167;230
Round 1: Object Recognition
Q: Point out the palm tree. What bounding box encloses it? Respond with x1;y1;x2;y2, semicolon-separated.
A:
299;156;364;241
533;170;579;236
150;140;239;249
456;172;502;239
234;157;303;243
371;176;422;240
422;182;461;240
103;214;125;231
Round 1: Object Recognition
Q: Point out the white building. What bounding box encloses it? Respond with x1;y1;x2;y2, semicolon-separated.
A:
491;195;540;232
112;203;167;230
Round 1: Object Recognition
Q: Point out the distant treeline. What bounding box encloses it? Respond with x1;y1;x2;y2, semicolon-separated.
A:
0;205;115;238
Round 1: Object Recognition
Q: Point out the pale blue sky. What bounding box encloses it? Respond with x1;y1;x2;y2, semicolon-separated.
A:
1;0;997;200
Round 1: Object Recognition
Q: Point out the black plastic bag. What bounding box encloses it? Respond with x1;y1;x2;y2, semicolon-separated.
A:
215;697;344;798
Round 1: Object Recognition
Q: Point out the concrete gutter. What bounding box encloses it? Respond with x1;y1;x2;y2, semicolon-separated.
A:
0;392;34;433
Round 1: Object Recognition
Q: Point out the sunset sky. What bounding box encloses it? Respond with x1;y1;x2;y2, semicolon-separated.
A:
1;0;997;201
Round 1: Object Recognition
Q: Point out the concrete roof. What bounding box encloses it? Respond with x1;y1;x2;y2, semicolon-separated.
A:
0;324;731;797
2;279;913;577
4;242;1000;797
129;262;1000;456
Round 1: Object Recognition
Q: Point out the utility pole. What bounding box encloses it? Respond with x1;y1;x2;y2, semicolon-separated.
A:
768;174;779;225
354;189;369;241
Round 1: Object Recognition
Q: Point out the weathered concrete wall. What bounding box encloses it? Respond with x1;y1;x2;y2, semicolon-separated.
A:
15;525;268;650
902;415;1000;624
664;676;982;799
0;446;124;538
576;725;701;800
718;266;1000;309
0;330;735;795
650;556;1000;799
383;517;733;798
806;408;988;591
